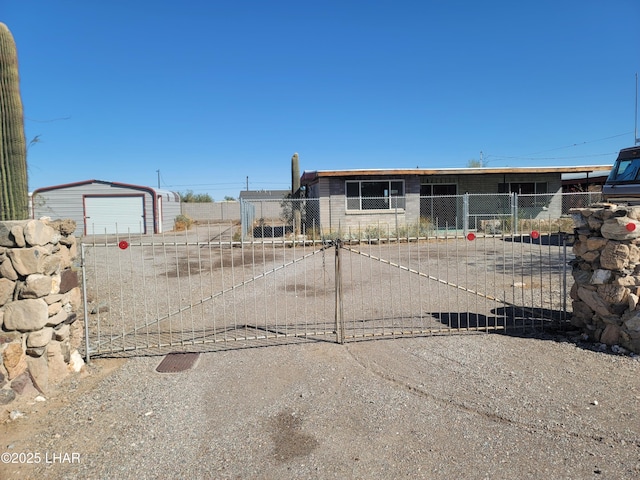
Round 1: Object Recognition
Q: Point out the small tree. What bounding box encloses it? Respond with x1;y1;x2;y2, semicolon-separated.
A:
179;190;213;202
280;193;306;229
467;159;483;168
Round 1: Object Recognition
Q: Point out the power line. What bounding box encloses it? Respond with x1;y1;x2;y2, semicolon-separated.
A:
486;131;633;161
165;182;289;187
488;151;618;161
24;115;71;123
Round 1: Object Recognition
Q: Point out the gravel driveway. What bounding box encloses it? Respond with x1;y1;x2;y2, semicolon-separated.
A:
1;332;639;479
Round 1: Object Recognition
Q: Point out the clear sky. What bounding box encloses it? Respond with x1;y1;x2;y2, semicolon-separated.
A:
3;1;639;200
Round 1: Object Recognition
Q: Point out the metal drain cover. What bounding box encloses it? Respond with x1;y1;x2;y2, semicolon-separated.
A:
156;352;200;373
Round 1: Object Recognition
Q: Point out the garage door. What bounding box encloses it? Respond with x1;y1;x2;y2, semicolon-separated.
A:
84;196;145;235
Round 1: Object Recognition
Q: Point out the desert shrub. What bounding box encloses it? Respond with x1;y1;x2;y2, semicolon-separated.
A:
174;214;193;231
179;190;213;202
395;219;435;239
362;225;387;241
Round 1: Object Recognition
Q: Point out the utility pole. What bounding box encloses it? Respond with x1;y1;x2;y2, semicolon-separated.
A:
480;151;484;167
246;176;249;191
635;73;639;145
156;170;160;189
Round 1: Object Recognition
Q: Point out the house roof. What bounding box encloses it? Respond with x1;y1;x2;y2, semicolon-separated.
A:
31;179;179;199
301;165;612;182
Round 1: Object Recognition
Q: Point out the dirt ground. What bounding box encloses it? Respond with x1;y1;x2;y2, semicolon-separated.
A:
1;331;639;479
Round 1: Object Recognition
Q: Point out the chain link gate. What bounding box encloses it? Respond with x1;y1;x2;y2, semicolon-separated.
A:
80;220;571;359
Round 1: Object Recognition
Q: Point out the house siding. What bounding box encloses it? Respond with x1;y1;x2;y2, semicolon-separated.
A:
308;178;332;232
316;175;415;231
158;191;181;233
421;173;563;221
419;172;561;195
305;172;566;233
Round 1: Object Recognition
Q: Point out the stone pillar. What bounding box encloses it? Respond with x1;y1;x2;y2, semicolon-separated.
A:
0;219;83;404
570;204;640;354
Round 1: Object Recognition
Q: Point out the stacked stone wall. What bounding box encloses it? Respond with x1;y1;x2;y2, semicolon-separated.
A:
0;219;83;405
570;204;640;354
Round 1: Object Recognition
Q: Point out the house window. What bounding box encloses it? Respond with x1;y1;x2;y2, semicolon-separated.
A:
498;182;547;194
420;184;457;196
498;182;549;207
346;180;405;210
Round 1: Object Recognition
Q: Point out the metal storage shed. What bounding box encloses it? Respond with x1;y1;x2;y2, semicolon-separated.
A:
31;180;181;236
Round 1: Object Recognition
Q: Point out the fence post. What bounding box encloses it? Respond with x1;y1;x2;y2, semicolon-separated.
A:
80;243;91;364
463;193;469;237
240;198;245;241
562;234;568;326
511;193;518;235
334;238;344;344
394;202;398;240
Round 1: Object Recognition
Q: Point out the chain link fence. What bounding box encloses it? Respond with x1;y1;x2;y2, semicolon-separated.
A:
239;192;601;241
241;197;322;240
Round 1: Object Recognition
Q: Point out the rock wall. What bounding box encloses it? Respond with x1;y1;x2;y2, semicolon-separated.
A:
0;219;84;405
570;204;640;354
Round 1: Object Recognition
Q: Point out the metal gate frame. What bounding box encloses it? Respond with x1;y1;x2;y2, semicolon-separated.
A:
334;233;569;344
80;225;571;360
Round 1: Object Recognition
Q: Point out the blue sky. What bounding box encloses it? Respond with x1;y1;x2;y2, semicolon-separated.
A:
3;1;639;200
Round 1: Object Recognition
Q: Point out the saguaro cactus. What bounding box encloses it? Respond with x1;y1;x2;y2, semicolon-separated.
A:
291;152;301;234
0;22;28;220
291;152;300;196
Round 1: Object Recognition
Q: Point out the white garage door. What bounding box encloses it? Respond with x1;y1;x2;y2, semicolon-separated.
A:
84;196;145;235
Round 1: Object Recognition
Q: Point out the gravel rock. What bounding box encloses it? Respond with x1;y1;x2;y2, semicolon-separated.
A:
0;389;16;405
1;334;639;479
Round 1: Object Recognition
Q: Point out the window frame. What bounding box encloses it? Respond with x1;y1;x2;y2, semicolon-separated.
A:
345;179;406;211
498;182;548;195
498;182;550;207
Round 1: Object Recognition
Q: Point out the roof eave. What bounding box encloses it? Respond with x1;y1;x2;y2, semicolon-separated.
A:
301;166;613;181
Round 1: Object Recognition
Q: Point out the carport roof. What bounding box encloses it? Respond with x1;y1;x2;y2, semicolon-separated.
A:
301;165;612;182
31;179;179;198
